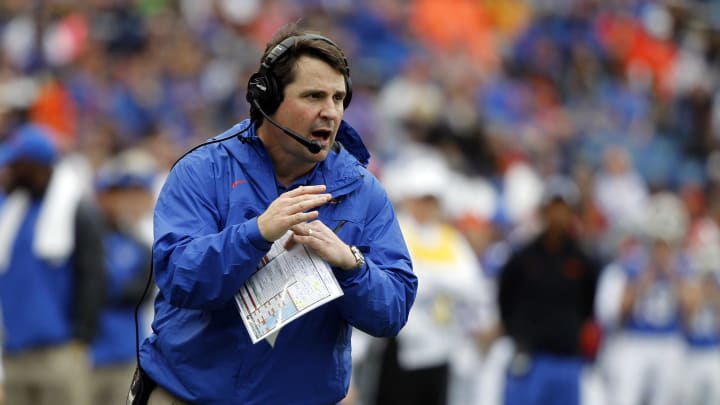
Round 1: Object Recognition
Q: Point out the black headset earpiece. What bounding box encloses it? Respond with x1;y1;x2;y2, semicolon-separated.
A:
246;33;352;115
247;71;282;115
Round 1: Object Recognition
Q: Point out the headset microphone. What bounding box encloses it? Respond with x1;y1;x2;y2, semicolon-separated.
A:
252;99;323;154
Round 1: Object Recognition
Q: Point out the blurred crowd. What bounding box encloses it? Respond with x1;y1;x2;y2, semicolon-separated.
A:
1;0;720;404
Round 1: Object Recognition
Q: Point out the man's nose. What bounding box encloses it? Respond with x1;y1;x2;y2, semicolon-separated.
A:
319;98;342;119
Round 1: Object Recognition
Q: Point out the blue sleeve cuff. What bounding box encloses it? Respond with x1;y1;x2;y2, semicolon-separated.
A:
333;261;368;283
246;217;273;251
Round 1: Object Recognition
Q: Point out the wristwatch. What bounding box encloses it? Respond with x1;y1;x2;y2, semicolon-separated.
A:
348;245;365;269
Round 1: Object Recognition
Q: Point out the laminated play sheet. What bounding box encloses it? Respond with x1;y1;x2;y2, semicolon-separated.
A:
235;231;343;344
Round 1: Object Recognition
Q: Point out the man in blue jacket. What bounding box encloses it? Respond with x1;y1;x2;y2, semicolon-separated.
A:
0;123;106;405
133;26;417;405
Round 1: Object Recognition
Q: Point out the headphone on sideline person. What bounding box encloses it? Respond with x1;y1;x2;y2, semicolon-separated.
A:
246;33;353;115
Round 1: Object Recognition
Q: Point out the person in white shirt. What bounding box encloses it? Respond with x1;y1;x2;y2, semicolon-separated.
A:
374;152;488;405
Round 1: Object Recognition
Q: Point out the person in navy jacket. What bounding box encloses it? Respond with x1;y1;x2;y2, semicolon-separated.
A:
133;25;417;405
91;149;155;404
498;176;600;405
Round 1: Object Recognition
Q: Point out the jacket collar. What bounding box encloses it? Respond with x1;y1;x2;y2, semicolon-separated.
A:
221;119;369;197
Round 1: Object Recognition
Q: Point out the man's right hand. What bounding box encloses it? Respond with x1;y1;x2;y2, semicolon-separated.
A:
257;185;331;242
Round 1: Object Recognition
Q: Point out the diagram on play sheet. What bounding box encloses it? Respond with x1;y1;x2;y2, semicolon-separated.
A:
235;231;344;344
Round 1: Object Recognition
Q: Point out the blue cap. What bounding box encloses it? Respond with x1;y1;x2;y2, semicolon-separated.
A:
94;148;157;192
0;124;58;167
95;170;155;191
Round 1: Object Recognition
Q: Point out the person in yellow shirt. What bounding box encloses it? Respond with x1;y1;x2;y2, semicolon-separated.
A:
375;152;489;405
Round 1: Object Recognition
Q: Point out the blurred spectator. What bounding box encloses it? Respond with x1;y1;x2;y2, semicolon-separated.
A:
679;264;720;405
372;152;488;405
497;160;545;244
596;192;689;405
679;193;720;405
409;0;502;72
592;146;649;234
497;175;602;405
373;52;444;160
89;148;155;405
0;123;105;405
29;73;79;151
444;176;505;405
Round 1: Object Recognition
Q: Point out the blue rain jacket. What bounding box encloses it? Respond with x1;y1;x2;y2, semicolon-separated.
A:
0;202;74;353
140;120;417;404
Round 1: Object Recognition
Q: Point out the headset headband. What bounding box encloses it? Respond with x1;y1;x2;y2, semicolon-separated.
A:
261;33;349;75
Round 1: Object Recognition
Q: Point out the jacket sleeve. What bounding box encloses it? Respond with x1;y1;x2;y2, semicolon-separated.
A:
72;200;107;343
152;154;272;310
332;179;417;337
582;254;601;321
117;236;153;308
498;251;520;337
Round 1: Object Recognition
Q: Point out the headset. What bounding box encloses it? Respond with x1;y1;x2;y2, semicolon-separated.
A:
246;33;353;116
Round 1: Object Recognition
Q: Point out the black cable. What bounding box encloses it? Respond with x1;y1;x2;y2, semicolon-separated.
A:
133;260;154;367
171;123;254;171
133;123;254;367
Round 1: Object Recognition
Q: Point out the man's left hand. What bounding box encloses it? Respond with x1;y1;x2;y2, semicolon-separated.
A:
287;220;358;270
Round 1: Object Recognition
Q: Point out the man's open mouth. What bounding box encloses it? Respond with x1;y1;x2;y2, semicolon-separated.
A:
311;129;332;142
